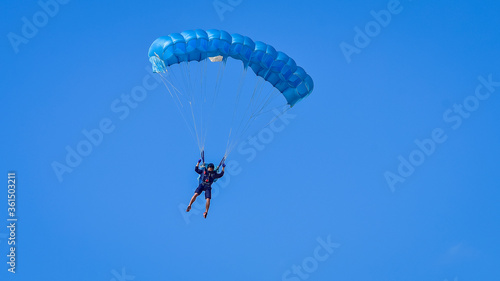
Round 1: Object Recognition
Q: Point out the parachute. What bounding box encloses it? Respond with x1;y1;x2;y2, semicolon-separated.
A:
148;29;314;158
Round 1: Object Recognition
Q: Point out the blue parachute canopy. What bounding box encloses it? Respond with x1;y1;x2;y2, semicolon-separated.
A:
148;29;314;106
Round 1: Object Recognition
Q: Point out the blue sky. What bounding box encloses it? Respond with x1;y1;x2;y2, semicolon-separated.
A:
1;0;500;280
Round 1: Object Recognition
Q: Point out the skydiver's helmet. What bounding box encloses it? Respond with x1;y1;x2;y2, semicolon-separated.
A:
207;163;215;171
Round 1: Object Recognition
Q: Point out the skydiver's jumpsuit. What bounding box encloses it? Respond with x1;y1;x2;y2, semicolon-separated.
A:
194;165;224;199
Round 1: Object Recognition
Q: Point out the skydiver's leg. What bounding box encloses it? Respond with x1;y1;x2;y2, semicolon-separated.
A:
188;184;204;212
203;188;211;218
204;198;210;218
187;193;200;212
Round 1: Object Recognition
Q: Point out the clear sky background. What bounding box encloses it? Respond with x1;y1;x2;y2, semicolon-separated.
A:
1;0;499;280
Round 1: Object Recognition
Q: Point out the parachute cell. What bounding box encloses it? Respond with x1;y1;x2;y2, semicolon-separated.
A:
148;29;314;106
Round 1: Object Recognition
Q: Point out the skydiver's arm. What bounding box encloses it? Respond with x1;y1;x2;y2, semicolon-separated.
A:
214;169;224;179
195;166;203;174
195;160;202;174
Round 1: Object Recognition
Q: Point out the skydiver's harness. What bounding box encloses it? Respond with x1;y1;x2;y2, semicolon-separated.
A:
198;150;225;184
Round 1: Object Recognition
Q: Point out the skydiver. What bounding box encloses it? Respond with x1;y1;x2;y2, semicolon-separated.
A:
186;159;225;218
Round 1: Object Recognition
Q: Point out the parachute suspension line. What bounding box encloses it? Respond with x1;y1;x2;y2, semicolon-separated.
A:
228;100;289;157
225;77;265;155
167;65;186;99
196;58;226;154
186;61;201;148
247;76;265;114
177;61;204;152
226;76;268;151
165;63;196;123
247;77;267;118
254;78;275;112
225;84;287;157
169;63;187;101
253;88;281;117
180;62;194;105
166;61;202;153
241;88;282;136
187;62;205;152
242;77;265;123
211;60;227;107
202;59;209;147
262;104;291;129
225;65;248;156
226;65;247;143
198;60;209;152
158;73;202;152
160;72;193;110
201;59;210;150
160;73;201;152
199;60;205;147
159;72;184;108
211;62;222;107
188;101;202;151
